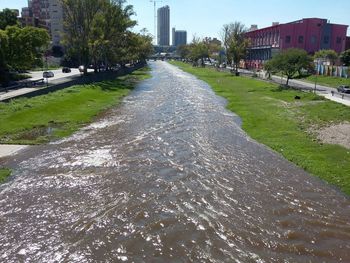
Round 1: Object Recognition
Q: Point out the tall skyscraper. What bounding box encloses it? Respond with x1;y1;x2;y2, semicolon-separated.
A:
157;5;170;46
172;27;176;46
172;28;187;47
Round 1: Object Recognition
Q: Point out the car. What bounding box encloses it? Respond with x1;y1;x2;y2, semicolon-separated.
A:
43;71;54;78
62;67;71;73
337;85;350;94
78;65;85;73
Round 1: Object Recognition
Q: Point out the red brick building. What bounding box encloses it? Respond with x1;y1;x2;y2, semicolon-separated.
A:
346;36;350;50
245;18;348;69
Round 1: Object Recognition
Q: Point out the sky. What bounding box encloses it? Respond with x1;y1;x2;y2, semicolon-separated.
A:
1;0;350;41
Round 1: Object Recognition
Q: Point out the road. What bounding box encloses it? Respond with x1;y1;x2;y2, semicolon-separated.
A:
0;68;94;101
29;68;94;84
0;61;349;262
237;68;350;106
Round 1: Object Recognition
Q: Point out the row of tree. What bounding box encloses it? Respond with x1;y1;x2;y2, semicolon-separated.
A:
177;21;350;83
313;49;350;66
1;1;154;87
62;0;153;74
177;37;222;67
177;22;249;74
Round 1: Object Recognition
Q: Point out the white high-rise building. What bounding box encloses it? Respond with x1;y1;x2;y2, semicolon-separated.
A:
48;0;63;46
157;5;170;46
21;0;64;46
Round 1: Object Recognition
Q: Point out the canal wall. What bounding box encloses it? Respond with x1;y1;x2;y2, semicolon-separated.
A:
1;63;146;103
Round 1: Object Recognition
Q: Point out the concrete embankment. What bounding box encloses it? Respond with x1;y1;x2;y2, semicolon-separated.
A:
0;64;145;102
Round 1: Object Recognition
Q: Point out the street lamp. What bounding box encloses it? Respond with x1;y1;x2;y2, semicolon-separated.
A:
150;0;163;45
314;73;317;94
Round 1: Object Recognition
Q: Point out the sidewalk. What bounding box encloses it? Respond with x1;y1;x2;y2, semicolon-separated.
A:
322;93;350;106
241;69;350;107
0;74;80;102
0;87;43;102
0;66;137;102
0;145;29;158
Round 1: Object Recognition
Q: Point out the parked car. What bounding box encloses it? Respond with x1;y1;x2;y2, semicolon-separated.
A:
78;65;85;73
62;67;71;73
337;85;350;94
43;71;54;78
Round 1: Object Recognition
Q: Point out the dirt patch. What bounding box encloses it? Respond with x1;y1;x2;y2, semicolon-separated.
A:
316;122;350;149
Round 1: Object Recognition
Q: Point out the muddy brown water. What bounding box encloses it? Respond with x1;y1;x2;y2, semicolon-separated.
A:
0;61;349;262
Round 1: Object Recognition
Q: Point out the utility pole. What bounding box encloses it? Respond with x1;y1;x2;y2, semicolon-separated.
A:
150;0;162;45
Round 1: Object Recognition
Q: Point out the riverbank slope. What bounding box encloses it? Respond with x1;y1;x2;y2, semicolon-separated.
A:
0;67;150;182
170;61;350;195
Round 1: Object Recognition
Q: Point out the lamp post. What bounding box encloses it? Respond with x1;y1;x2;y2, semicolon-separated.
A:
44;50;49;88
314;73;317;94
150;0;163;45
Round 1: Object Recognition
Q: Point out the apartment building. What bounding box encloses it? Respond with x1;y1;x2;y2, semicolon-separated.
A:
21;0;64;46
245;18;348;69
157;5;170;46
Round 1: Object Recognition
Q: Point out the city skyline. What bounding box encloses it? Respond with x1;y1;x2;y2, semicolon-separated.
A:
2;0;350;41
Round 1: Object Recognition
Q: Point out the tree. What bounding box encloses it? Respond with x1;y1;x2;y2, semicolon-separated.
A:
0;26;49;86
126;31;153;64
5;26;50;70
188;37;209;67
221;22;249;74
62;0;106;74
0;30;9;85
177;44;190;60
340;49;350;66
220;24;232;65
62;0;138;73
268;48;313;86
203;37;222;63
52;45;64;57
314;49;338;65
263;59;277;79
0;9;19;30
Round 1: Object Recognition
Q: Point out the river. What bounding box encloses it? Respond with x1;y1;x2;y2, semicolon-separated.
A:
0;61;349;262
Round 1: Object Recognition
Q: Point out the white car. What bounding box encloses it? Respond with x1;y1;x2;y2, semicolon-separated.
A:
43;71;54;78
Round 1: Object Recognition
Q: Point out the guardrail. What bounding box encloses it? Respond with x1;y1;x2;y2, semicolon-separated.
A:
0;78;45;93
22;78;45;87
330;90;350;100
1;63;145;102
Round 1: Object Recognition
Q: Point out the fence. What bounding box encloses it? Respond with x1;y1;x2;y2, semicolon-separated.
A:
315;65;349;78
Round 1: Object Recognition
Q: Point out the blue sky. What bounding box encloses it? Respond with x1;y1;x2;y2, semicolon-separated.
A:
2;0;350;40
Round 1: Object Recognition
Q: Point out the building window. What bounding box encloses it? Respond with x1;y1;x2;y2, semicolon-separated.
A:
285;35;291;44
336;37;342;44
298;36;304;44
311;35;317;44
324;36;329;44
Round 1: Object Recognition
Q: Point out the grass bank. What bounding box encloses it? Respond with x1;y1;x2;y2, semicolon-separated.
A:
302;75;350;88
274;72;350;88
0;67;150;145
170;61;350;195
0;168;11;183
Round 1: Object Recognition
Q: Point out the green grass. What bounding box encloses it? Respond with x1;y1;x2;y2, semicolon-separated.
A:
302;75;350;88
274;72;350;88
170;61;350;195
0;168;11;183
0;67;150;145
